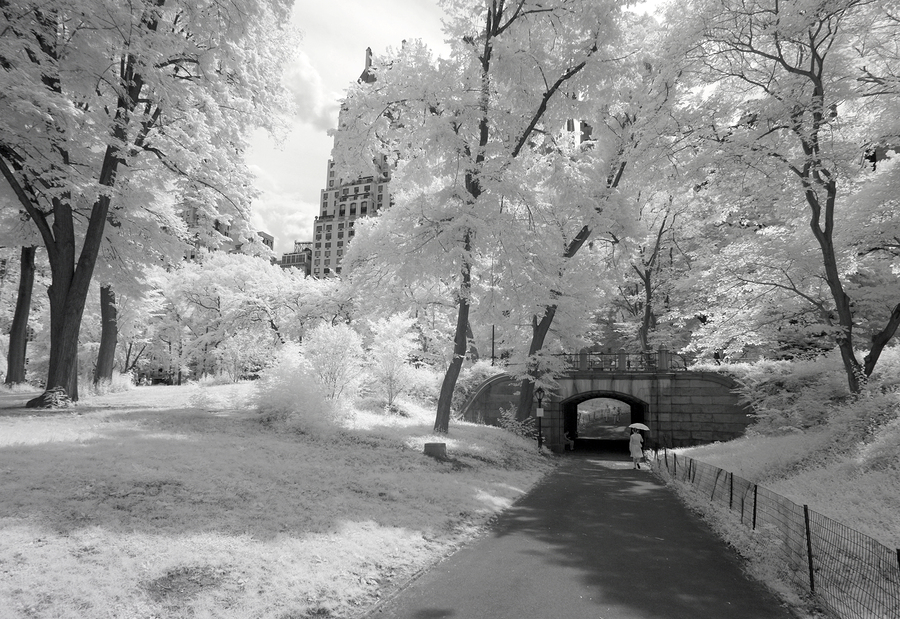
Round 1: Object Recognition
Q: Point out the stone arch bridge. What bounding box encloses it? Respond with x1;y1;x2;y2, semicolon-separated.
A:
461;350;752;450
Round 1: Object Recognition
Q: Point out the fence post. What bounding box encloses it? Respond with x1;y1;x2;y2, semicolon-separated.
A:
729;472;734;511
752;485;758;530
803;505;815;593
673;453;677;477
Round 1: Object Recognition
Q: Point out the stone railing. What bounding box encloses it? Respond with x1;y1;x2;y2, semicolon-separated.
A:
556;349;690;373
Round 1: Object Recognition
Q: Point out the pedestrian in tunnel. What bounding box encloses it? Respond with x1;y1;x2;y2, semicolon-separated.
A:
629;428;644;469
564;429;575;451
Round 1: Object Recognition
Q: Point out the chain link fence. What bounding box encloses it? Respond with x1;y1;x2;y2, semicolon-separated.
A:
655;451;900;619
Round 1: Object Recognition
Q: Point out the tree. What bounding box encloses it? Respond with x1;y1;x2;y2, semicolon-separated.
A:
673;0;900;391
0;0;296;405
336;0;629;432
4;245;35;385
367;313;418;408
93;285;117;385
302;322;366;401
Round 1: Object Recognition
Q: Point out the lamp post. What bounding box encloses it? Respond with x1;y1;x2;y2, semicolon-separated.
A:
535;386;544;451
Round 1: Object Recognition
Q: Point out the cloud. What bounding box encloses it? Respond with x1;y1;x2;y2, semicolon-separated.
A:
251;190;319;256
284;52;340;133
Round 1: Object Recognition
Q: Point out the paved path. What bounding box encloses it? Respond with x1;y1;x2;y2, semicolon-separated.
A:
364;454;795;619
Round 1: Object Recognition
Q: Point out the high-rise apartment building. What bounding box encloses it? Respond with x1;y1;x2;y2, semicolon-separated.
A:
310;48;390;278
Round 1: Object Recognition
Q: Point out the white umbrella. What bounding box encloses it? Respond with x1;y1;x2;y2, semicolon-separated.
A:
628;423;650;431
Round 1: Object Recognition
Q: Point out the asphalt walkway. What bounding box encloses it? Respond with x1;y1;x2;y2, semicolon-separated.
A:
364;453;796;619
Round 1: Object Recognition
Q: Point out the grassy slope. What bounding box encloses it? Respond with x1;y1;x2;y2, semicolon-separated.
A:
0;383;554;619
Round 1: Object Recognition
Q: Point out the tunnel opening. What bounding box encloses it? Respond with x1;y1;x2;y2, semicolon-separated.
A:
562;391;648;453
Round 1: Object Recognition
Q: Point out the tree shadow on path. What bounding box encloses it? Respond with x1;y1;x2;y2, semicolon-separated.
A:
367;454;796;619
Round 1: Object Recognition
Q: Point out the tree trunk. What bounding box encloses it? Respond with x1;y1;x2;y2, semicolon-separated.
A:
94;285;118;384
5;246;36;385
26;192;113;407
805;179;862;393
515;225;595;420
515;307;557;420
434;232;472;433
864;303;900;376
466;321;479;362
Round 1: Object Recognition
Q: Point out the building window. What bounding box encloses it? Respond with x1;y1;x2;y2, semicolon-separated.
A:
337;241;343;247
314;251;319;257
364;184;370;191
378;185;383;193
315;243;321;248
338;231;343;238
361;201;367;208
315;234;321;241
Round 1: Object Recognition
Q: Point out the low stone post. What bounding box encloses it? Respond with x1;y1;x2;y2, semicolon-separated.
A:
658;347;670;371
424;443;447;460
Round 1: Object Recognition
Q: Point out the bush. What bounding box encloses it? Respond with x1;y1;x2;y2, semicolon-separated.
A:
498;406;536;439
253;344;336;435
85;371;135;397
405;364;441;404
367;313;418;407
303;322;366;401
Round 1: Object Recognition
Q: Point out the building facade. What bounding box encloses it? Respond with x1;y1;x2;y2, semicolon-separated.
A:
278;240;312;275
310;48;390;278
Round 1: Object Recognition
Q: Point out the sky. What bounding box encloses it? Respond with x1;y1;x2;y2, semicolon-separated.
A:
247;0;662;255
246;0;448;255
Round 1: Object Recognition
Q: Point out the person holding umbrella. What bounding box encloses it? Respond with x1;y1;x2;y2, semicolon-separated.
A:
628;423;649;469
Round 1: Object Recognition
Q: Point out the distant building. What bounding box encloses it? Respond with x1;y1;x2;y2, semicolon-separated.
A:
278;241;312;275
257;231;274;251
311;48;392;278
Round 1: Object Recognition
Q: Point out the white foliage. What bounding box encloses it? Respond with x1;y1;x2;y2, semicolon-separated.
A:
253;344;335;434
302;322;366;402
366;313;418;407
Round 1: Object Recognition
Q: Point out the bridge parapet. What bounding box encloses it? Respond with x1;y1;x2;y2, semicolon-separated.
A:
556;349;691;373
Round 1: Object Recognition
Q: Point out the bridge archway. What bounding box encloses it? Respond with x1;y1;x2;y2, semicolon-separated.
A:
459;364;752;450
561;391;648;448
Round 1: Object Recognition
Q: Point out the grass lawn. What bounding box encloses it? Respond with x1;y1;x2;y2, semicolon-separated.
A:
0;383;554;618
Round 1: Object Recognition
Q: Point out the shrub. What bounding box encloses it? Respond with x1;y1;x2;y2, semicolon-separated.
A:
85;371;135;397
303;322;366;401
367;313;418;407
253;344;335;435
498;406;536;439
404;364;441;404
